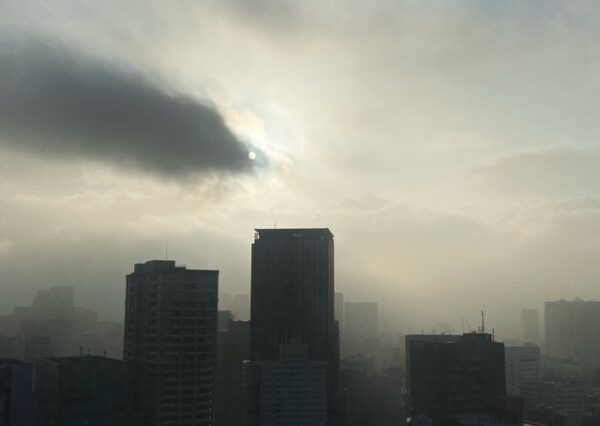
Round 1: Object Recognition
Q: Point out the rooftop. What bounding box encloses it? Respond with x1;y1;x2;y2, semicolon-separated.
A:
254;228;334;240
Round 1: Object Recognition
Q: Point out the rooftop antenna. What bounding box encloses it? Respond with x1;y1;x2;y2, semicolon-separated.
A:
481;310;486;334
165;241;168;260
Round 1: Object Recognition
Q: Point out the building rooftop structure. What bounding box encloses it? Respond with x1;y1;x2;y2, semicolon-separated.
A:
254;228;334;240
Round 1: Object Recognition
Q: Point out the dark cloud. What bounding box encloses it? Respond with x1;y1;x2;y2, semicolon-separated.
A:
0;40;263;178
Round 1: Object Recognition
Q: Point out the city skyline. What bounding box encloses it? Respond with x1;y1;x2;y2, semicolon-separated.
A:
3;2;600;339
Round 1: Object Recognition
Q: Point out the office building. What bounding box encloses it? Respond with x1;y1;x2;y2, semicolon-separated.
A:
244;343;328;426
32;355;134;426
520;309;540;344
124;260;218;426
505;345;541;395
250;228;337;424
251;228;335;362
214;318;250;426
406;333;506;426
545;299;600;361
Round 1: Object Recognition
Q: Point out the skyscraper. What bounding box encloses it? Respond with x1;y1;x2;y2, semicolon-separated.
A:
250;228;337;424
124;260;218;426
250;229;335;362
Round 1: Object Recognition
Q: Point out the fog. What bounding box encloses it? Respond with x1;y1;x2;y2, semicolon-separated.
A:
2;0;600;339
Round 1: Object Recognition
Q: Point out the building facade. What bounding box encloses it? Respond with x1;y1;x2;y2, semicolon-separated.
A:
250;228;337;425
244;343;328;426
32;355;133;426
406;333;506;426
504;345;541;395
214;318;250;426
545;300;600;361
124;260;218;426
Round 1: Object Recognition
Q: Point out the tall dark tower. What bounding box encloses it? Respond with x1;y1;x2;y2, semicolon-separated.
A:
251;228;335;362
124;260;218;426
249;228;337;425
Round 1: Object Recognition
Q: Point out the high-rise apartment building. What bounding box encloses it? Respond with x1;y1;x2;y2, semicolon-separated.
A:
520;309;540;344
406;333;506;426
250;228;337;425
124;260;218;426
545;299;600;361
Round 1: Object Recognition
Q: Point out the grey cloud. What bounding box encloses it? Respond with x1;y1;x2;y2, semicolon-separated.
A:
474;148;600;197
0;40;263;178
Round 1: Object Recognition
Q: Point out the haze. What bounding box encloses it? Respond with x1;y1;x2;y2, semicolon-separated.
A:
1;0;600;339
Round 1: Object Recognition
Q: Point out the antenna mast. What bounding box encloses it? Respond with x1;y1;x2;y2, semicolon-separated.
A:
481;310;486;334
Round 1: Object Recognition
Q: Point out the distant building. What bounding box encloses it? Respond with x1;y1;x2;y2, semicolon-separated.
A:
218;311;233;332
520;379;585;412
0;359;32;426
214;318;250;426
124;260;218;426
545;299;600;361
406;333;506;426
32;355;134;426
233;294;250;321
505;345;541;395
250;228;337;424
244;343;328;426
520;309;540;344
343;302;379;364
335;293;344;335
344;302;378;344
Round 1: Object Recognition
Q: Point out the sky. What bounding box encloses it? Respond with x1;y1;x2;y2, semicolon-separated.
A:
2;0;600;337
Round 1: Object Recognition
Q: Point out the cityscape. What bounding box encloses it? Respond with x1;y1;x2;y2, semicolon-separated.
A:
1;227;600;425
3;1;600;425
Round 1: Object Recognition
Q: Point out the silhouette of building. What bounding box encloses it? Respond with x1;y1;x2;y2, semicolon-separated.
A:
505;345;541;396
244;343;328;426
250;228;337;424
124;260;218;426
406;333;506;426
0;359;32;426
545;299;600;361
520;309;540;344
214;318;250;426
3;286;117;361
32;355;134;426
